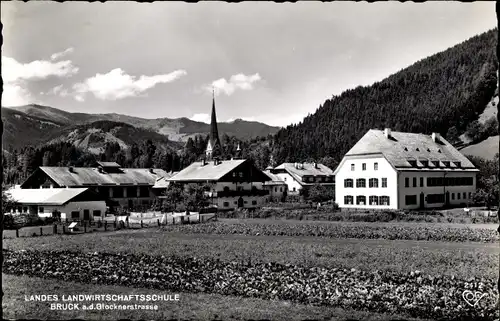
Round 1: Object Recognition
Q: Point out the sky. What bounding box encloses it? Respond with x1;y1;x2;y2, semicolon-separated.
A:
1;2;496;127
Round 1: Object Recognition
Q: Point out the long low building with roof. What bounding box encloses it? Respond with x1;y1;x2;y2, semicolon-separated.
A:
168;158;271;210
334;128;479;210
20;162;170;211
6;187;106;221
271;162;335;195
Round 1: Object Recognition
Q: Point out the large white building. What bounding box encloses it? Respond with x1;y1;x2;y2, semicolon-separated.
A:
334;128;478;210
272;162;335;195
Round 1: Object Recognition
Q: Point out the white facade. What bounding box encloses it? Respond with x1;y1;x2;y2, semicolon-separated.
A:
335;155;477;210
335;156;398;209
10;201;107;221
274;172;303;194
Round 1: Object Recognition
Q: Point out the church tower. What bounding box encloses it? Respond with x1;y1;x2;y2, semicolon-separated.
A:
205;88;222;160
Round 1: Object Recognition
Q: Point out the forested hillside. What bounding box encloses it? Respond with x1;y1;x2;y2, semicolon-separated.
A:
272;29;498;167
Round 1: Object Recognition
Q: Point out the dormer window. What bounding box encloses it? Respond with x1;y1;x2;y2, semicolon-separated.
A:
437;149;442;153
408;160;417;167
442;161;450;167
421;160;429;167
404;147;408;151
415;148;420;152
453;161;461;168
427;148;431;152
432;161;440;167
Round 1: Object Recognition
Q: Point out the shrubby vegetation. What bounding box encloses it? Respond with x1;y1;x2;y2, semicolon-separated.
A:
468;154;499;208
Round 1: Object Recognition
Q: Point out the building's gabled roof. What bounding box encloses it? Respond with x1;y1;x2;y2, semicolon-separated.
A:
168;159;247;182
22;167;170;188
7;188;92;206
152;171;178;189
275;163;334;178
344;129;477;171
263;171;286;186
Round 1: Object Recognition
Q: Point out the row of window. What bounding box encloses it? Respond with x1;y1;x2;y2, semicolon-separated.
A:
344;195;390;206
405;192;472;205
407;160;461;168
344;178;388;188
302;176;334;183
351;162;378;172
404;176;474;188
222;200;258;207
96;187;150;198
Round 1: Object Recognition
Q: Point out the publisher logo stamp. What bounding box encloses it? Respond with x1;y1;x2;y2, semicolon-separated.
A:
462;290;487;307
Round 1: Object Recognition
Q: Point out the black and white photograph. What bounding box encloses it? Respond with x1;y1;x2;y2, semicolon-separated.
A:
1;1;499;320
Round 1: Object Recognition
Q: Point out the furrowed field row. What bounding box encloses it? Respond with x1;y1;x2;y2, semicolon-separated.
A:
3;250;498;321
161;221;499;243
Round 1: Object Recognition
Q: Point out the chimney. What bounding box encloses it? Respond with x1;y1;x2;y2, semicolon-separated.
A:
384;128;391;139
314;162;318;169
431;132;441;143
294;162;298;169
201;159;207;166
68;166;75;173
149;168;155;174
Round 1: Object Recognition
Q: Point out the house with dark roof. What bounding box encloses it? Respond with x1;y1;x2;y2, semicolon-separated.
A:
333;128;479;210
168;158;271;210
6;187;106;221
20;162;170;211
271;162;335;195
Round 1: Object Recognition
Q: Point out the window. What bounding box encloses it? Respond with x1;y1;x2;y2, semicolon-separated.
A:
469;192;472;199
344;196;354;205
356;195;366;205
280;187;283;192
420;177;424;187
252;200;257;205
344;179;354;188
113;187;124;198
463;192;466;199
421;160;429;167
369;196;379;205
71;211;80;219
93;210;102;217
351;164;355;171
127;187;137;198
223;202;229;207
233;172;236;177
239;172;243;178
362;163;366;171
381;178;387;188
39;207;44;213
139;187;149;198
274;187;277;192
374;162;378;171
369;178;379;188
457;193;461;200
23;207;28;213
405;177;409;188
405;195;417;205
292;187;296;192
413;177;417;187
427;194;445;204
451;193;455;200
356;179;366;188
234;201;237;205
379;196;390;206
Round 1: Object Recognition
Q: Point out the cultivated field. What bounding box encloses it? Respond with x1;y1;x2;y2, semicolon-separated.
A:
3;219;499;320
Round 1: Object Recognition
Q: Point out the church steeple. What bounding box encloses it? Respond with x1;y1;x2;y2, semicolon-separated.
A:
206;87;222;160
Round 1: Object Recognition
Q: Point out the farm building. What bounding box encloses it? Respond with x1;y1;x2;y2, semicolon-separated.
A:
167;158;272;210
19;161;170;211
334;128;479;210
262;170;287;202
271;162;335;195
6;187;106;221
152;171;179;198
